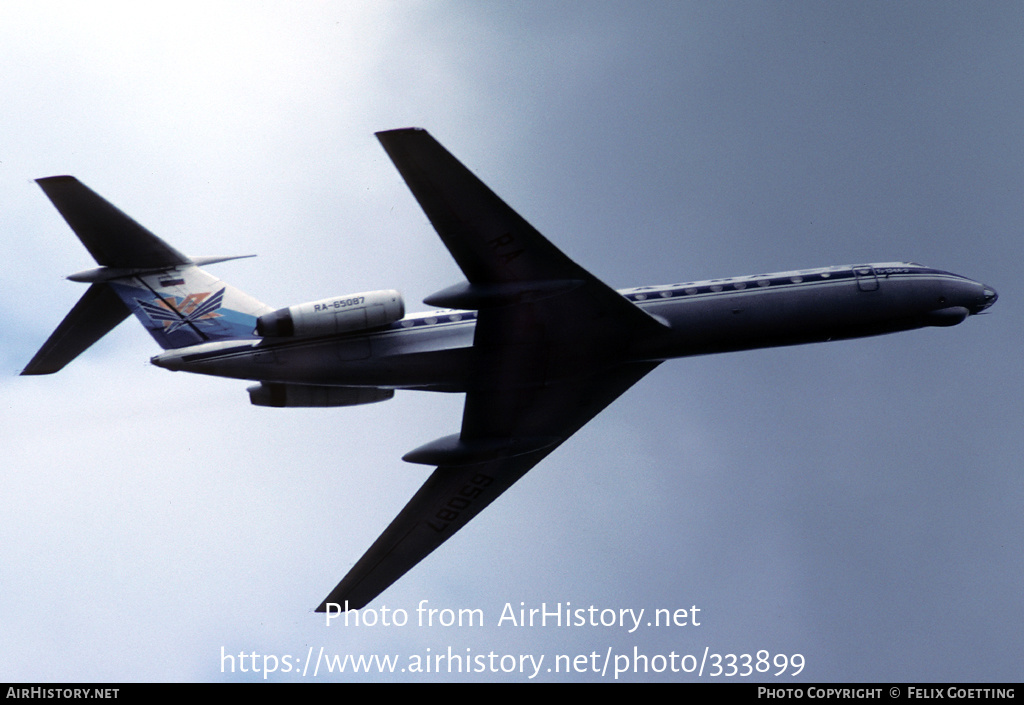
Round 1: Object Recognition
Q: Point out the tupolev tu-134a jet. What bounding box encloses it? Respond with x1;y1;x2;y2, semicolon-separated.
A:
23;128;997;612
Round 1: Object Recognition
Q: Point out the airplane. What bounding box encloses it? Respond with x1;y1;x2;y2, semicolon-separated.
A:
22;128;998;612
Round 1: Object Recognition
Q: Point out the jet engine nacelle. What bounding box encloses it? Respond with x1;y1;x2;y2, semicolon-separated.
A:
248;382;394;408
256;290;404;337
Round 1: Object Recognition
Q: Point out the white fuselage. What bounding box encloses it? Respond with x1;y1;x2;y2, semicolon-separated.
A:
151;261;996;393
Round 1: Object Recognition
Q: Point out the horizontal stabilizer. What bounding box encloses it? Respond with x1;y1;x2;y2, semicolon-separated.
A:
21;283;131;375
67;255;256;283
36;176;189;268
26;177;271;367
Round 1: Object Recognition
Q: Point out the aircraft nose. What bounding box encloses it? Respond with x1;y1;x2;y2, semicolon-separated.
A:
974;284;999;313
973;285;998;314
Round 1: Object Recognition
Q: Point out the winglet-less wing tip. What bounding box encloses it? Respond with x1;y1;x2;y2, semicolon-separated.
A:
375;127;426;137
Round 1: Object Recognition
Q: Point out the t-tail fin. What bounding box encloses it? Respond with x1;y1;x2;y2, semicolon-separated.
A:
22;177;272;375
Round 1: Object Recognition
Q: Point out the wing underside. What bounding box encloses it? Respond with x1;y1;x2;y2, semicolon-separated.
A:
317;129;667;610
316;361;658;611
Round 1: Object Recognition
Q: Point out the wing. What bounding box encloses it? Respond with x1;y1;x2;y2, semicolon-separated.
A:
317;129;668;610
316;361;659;612
375;128;669;343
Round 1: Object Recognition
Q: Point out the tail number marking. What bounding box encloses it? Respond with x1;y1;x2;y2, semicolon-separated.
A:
426;473;495;533
314;296;365;312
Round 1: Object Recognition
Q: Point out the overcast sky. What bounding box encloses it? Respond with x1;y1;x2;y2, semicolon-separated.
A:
2;2;1021;683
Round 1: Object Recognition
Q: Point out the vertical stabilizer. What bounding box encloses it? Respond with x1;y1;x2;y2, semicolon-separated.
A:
23;177;271;374
104;265;271;350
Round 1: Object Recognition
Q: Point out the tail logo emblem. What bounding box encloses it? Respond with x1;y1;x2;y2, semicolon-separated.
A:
136;288;226;333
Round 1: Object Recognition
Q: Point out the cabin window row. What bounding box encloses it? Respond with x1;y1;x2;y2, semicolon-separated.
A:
625;268;860;301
